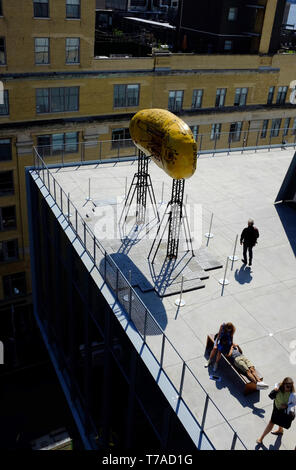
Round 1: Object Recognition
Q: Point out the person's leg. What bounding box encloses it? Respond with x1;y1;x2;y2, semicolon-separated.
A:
213;350;222;371
205;345;217;367
242;244;247;263
246;369;257;383
257;421;274;444
248;246;253;266
249;366;262;383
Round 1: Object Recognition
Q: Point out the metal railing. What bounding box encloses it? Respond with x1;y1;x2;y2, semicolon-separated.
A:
32;146;251;450
35;126;296;168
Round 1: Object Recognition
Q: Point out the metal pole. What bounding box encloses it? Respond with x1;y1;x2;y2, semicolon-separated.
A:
219;256;230;286
93;236;96;265
160;335;166;368
175;276;186;306
128;270;132;320
85;178;92;202
159;181;165;204
205;212;214;240
143;309;148;342
125;176;127;200
228;234;239;270
231;432;238;450
179;362;186;398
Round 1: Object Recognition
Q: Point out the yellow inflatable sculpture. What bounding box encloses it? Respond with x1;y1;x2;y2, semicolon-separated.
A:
129;109;197;180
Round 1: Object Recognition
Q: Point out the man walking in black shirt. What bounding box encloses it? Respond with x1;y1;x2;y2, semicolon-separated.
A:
240;219;259;266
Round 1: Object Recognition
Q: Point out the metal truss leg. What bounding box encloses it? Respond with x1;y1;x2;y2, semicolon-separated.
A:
119;150;159;227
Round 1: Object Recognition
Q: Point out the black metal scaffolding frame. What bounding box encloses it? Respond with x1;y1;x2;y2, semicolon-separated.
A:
119;150;159;227
148;178;194;263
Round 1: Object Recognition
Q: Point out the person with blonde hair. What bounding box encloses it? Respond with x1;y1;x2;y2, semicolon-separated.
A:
256;378;296;445
205;322;236;372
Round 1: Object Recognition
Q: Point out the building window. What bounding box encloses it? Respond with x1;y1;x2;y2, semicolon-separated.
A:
66;0;80;19
113;84;140;108
267;86;274;105
261;119;269;138
33;0;49;18
234;87;248;106
66;38;80;63
224;40;232;51
210;123;221;140
3;272;26;298
168;90;183;112
192;89;203;109
229;122;242;142
36;87;79;113
0;239;19;262
228;7;238;21
276;86;288;104
0;90;9;115
190;125;199;141
37;132;79;156
35;38;49;64
215;88;226;107
292;118;296;135
111;128;132;148
0;171;14;196
270;118;281;137
0;37;6;65
283;118;290;137
0;139;12;161
0;206;16;231
0;1;3;16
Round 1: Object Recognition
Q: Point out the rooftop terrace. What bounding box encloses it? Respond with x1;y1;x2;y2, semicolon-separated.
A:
35;146;296;450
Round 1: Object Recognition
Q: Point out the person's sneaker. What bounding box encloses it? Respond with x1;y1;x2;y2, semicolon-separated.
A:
204;359;212;368
213;363;218;372
241;259;247;264
256;381;269;390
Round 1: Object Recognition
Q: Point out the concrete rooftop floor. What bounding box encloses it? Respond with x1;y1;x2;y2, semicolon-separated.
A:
49;147;296;450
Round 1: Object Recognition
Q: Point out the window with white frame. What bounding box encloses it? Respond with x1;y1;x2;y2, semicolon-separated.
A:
261;119;269;138
190;125;199;141
283;118;290;137
234;87;248;106
0;139;12;161
0;37;6;65
215;88;226;107
224;40;232;51
270;118;281;137
66;0;80;19
37;132;79;156
35;38;49;64
36;87;79;113
267;86;274;105
276;86;288;104
114;84;140;108
0;206;16;231
33;0;49;18
210;123;221;140
111;128;132;148
66;38;80;63
0;90;9;115
0;239;19;262
228;7;238;21
229;122;242;142
191;89;203;109
168;90;183;112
